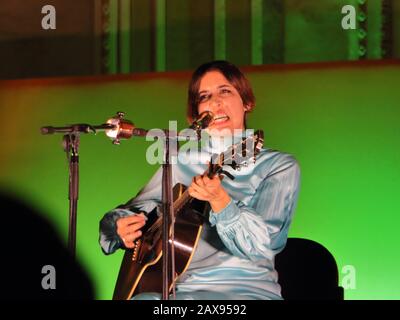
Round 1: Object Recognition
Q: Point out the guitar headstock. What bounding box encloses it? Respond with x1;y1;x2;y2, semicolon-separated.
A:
207;130;264;179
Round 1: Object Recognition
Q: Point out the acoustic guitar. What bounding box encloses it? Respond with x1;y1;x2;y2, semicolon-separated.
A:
112;130;264;300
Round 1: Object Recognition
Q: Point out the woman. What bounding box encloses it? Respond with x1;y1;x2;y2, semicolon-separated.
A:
99;60;300;300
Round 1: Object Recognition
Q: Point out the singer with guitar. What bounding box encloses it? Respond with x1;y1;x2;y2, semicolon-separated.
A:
99;60;300;300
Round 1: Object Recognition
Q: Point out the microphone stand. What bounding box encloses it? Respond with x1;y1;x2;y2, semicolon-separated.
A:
42;112;210;296
63;132;79;260
42;123;114;259
161;132;174;300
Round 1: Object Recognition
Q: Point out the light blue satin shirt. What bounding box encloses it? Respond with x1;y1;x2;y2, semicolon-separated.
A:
99;131;300;300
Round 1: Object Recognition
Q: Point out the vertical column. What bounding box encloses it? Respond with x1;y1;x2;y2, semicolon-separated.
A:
214;0;226;60
108;0;119;73
358;0;368;60
346;0;368;60
165;0;190;71
381;0;393;58
155;0;166;71
346;0;360;60
225;0;251;65
367;0;383;59
262;0;284;64
131;0;152;72
119;0;132;73
392;0;400;58
251;0;263;65
189;1;214;68
94;0;103;74
99;0;118;74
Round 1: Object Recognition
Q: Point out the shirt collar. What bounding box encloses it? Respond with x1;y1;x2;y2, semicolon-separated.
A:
201;129;256;154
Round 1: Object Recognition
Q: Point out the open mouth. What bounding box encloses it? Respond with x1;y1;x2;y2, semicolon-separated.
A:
213;115;230;124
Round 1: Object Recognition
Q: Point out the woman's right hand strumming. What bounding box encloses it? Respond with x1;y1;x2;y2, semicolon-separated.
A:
116;213;147;249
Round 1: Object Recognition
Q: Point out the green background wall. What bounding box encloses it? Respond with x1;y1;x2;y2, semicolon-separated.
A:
0;61;399;299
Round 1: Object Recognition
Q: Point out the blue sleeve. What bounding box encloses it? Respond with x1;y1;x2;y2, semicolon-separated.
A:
98;167;163;255
209;157;300;261
99;208;137;255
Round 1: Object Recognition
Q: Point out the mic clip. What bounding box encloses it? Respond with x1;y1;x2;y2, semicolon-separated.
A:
190;111;214;139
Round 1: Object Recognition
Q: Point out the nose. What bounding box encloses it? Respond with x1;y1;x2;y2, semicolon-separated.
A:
209;95;222;110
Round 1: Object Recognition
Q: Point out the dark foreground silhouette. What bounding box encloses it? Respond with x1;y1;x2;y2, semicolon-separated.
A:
0;192;94;300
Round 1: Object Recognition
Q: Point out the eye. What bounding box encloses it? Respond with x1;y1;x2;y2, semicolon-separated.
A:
198;94;210;103
220;88;231;95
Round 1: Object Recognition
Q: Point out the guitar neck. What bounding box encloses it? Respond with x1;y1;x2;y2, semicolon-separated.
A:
173;189;192;214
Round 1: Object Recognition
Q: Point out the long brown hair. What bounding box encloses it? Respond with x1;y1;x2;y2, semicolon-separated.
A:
187;60;256;126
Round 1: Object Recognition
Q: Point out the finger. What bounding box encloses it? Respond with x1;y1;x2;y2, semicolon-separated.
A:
129;230;143;241
202;174;210;183
129;213;147;223
117;216;144;229
188;187;209;201
118;219;146;236
190;181;209;195
121;237;136;249
188;185;209;199
119;220;146;237
194;177;218;194
117;214;147;228
121;239;135;249
198;175;210;188
208;177;222;189
138;212;147;218
126;215;147;227
193;175;204;187
189;183;214;199
122;230;142;246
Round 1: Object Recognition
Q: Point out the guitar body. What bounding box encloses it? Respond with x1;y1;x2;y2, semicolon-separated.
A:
112;183;206;300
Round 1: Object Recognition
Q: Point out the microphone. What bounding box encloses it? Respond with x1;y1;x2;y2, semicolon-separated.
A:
190;111;214;130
